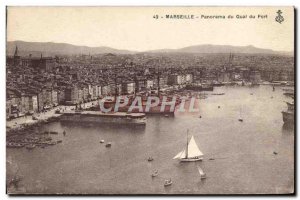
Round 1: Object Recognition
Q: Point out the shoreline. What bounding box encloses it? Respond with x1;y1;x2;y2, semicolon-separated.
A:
6;99;101;133
6;83;293;133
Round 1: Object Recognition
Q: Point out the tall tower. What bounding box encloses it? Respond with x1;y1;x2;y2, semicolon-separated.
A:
14;46;18;57
13;46;21;66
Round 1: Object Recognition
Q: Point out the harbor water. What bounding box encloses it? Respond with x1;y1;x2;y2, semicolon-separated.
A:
7;85;294;194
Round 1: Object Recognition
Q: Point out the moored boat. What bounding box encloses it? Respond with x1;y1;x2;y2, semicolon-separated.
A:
100;96;178;115
282;111;294;124
283;92;294;98
185;84;213;91
7;142;25;148
282;101;294;124
26;144;36;150
211;93;225;95
61;111;147;126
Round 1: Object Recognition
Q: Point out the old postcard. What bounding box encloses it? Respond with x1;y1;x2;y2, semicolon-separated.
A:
6;7;295;195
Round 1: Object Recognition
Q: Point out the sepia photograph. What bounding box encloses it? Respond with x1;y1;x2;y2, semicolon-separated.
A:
5;6;295;195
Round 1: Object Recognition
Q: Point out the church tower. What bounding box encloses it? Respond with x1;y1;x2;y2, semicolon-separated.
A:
14;45;18;57
13;46;21;66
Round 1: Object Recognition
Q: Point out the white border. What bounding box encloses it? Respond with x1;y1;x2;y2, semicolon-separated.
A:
0;1;298;200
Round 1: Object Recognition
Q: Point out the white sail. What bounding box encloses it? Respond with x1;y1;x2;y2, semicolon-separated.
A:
173;149;186;159
173;150;183;159
179;149;187;159
187;136;203;158
197;166;205;176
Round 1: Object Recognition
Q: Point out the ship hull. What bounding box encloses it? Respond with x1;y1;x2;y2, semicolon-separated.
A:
117;105;175;114
283;92;294;98
179;157;203;162
101;102;176;114
60;112;146;126
185;85;213;91
282;111;294;124
212;83;225;87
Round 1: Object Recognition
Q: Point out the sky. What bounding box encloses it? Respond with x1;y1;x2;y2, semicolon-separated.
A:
6;7;294;52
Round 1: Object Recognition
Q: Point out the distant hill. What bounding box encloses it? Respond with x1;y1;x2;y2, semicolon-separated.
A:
6;41;293;57
145;44;293;55
6;41;136;57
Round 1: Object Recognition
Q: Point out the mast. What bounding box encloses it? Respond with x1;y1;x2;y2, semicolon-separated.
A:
157;65;160;97
240;107;242;117
157;58;161;97
114;65;118;101
186;129;189;158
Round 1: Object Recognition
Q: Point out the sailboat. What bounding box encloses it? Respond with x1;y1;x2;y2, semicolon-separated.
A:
197;166;206;179
173;130;204;162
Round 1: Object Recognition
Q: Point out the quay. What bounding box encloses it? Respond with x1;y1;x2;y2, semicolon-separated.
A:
61;110;147;126
6;99;101;131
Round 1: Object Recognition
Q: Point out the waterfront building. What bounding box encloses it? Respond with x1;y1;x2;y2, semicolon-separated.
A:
279;71;289;81
121;81;136;95
217;71;230;82
78;88;84;103
238;67;250;80
135;78;146;92
167;74;179;85
88;84;93;98
31;95;38;112
21;95;30;114
146;80;154;89
101;85;109;96
7;89;22;117
249;71;261;84
37;90;44;112
186;74;193;83
58;89;66;104
51;90;58;106
97;85;102;97
177;74;186;85
82;86;89;101
65;86;79;105
92;85;98;100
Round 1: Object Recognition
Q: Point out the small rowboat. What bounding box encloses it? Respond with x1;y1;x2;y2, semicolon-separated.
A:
151;170;158;177
197;166;206;179
164;179;172;186
26;144;36;150
148;156;154;162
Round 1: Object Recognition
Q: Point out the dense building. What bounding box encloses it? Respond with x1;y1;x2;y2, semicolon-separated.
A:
65;86;79;105
6;50;294;119
249;71;261;84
